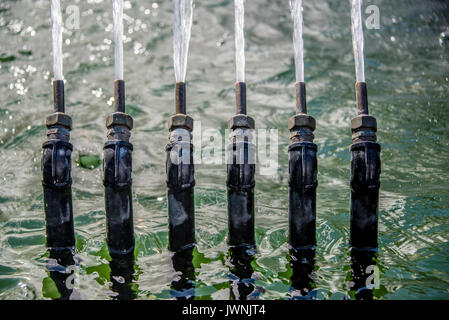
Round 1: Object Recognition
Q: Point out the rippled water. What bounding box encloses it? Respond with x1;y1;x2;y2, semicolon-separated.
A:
0;0;448;300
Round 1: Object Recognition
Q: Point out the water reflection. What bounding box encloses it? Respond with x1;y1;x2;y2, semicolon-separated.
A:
109;252;137;300
289;248;317;300
227;245;259;300
170;246;195;300
45;248;79;300
348;248;378;300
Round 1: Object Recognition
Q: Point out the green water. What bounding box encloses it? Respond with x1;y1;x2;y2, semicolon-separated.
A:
0;0;448;300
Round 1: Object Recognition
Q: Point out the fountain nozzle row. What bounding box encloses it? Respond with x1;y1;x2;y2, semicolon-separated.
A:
41;0;382;265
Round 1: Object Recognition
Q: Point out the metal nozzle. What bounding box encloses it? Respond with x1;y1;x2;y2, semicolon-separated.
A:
114;80;126;113
356;82;369;115
175;82;186;115
235;82;246;115
296;82;307;114
53;80;65;113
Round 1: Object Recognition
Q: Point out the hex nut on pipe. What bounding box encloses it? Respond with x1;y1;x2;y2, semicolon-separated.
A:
351;115;377;131
168;114;194;131
288;114;316;131
228;114;255;130
106;112;133;130
46;112;72;130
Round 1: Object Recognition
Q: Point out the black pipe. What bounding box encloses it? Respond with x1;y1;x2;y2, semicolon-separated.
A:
289;247;316;299
348;248;377;300
166;82;195;252
227;82;256;247
288;82;317;249
170;246;195;299
228;245;258;300
350;82;381;250
42;80;75;250
109;251;137;300
103;80;135;255
46;248;77;300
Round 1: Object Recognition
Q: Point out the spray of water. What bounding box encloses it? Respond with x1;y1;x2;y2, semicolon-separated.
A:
290;0;305;83
113;0;124;80
51;0;63;80
351;0;365;82
234;0;245;83
173;0;193;83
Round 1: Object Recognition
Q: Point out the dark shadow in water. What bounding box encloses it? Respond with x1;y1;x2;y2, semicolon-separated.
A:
170;245;196;300
109;252;137;300
228;245;261;300
289;247;317;300
348;248;378;300
46;248;79;300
